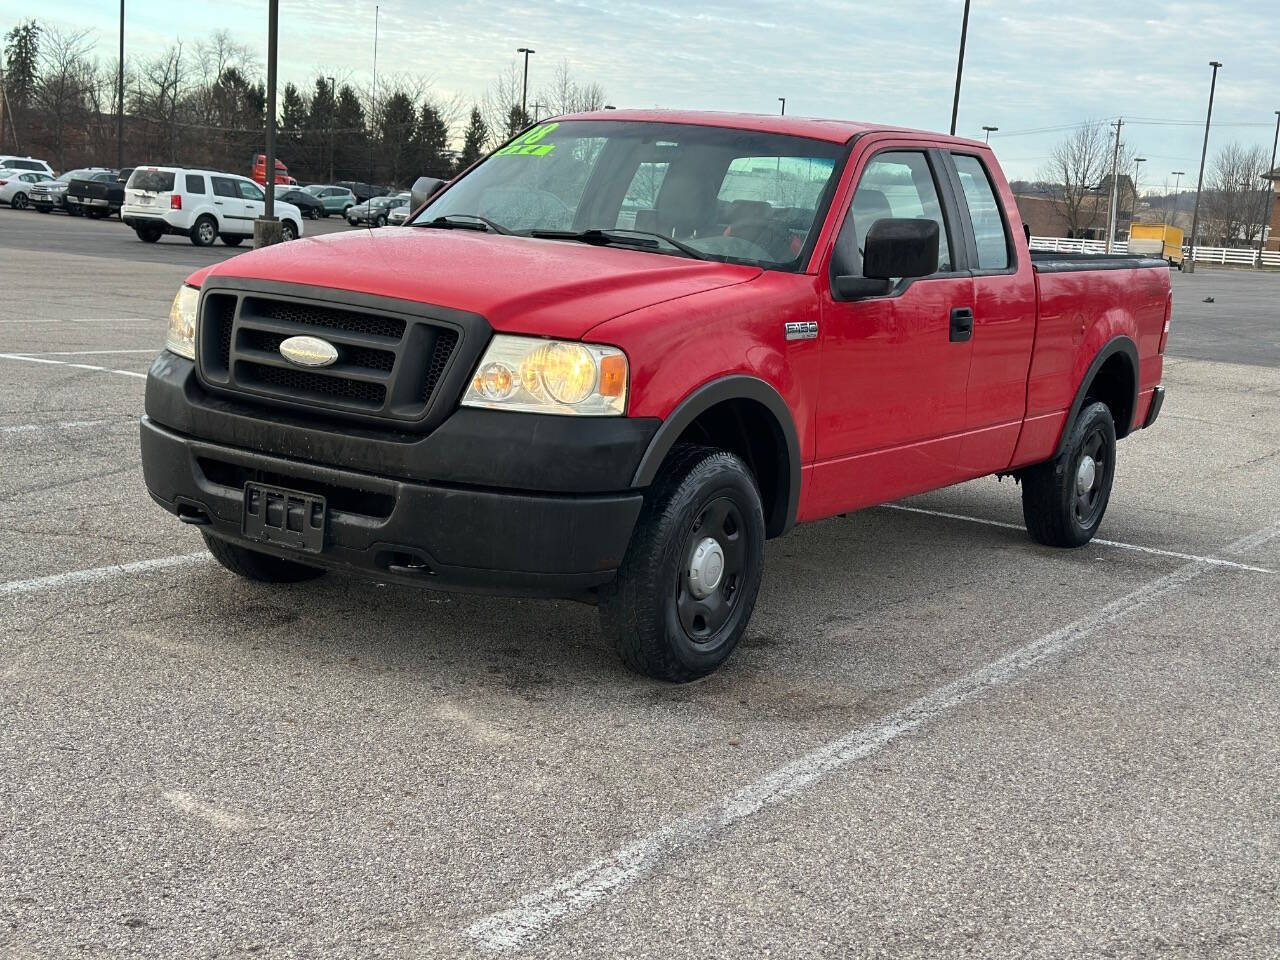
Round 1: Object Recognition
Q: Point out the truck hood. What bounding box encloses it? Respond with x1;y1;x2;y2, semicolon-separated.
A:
189;228;762;341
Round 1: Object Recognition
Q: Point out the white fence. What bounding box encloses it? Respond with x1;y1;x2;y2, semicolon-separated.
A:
1029;235;1280;267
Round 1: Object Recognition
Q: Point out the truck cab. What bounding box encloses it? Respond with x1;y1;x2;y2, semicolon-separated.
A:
141;112;1170;681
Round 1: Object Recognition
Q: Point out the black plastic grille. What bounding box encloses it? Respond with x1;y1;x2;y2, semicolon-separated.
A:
423;330;459;403
197;289;463;425
239;363;386;406
251;298;405;340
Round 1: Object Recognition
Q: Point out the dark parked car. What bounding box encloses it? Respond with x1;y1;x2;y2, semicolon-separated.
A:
345;194;406;227
335;180;389;203
30;168;111;214
273;185;326;219
67;168;134;218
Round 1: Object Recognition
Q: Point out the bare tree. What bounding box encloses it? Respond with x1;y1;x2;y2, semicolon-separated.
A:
483;60;526;142
1205;142;1272;246
537;59;608;117
31;26;95;169
1039;122;1111;237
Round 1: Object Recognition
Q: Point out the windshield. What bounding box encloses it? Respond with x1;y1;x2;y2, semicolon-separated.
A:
416;120;846;270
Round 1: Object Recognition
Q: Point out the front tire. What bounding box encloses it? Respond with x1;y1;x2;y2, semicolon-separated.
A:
601;445;765;682
220;234;244;246
11;192;28;210
1021;400;1117;547
190;215;217;247
281;220;298;241
202;533;326;583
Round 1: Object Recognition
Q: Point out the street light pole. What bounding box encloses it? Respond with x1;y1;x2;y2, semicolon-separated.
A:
1105;118;1123;254
778;97;786;116
982;125;998;143
949;0;971;136
518;48;535;121
1131;157;1146;231
264;0;277;222
117;0;124;171
326;76;335;183
1166;171;1185;227
1255;111;1280;265
1187;60;1222;274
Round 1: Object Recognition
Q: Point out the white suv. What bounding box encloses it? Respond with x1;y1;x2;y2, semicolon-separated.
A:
0;155;55;176
121;166;304;247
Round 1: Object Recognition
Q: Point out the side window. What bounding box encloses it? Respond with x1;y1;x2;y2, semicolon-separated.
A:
616;161;669;229
952;154;1010;270
185;174;206;194
212;177;239;199
836;151;952;276
238;180;264;202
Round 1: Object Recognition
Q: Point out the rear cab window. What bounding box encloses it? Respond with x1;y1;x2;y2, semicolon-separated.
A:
951;154;1012;270
128;170;176;192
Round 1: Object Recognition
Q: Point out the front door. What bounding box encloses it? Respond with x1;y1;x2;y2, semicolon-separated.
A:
211;176;248;234
810;147;975;518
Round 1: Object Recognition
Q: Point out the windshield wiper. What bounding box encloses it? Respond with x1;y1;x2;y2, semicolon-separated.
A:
418;214;512;235
528;228;707;261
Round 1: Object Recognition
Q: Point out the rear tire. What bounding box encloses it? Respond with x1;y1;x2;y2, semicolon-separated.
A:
600;444;765;682
202;533;326;583
135;224;162;243
1021;400;1117;547
190;215;217;247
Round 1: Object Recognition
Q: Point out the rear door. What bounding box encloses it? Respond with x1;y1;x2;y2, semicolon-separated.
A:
811;144;976;516
942;151;1037;472
211;176;248;232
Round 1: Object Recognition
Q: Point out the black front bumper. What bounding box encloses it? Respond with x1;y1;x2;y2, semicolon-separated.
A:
141;355;658;598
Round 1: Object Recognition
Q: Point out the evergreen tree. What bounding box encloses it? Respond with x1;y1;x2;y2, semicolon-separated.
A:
458;106;489;172
505;105;529;140
279;81;307;169
2;19;40;107
332;83;367;181
308;76;337;182
378;89;417;186
415;103;450;180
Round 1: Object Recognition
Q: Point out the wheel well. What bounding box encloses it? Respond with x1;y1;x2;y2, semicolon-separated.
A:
1084;352;1136;438
669;398;790;538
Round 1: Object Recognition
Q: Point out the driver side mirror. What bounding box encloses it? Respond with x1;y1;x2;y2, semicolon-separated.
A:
833;217;940;300
410;176;447;211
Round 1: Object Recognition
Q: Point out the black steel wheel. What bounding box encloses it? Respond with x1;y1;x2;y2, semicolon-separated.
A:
1021;400;1117;547
601;444;765;682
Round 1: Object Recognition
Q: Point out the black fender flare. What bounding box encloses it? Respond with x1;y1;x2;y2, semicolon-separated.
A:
1055;335;1139;458
632;375;802;538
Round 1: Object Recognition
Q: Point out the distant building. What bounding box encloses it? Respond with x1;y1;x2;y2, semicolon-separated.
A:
1012;176;1136;241
1263;167;1280;251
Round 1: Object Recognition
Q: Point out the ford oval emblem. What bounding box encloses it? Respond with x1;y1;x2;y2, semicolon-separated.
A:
279;335;339;367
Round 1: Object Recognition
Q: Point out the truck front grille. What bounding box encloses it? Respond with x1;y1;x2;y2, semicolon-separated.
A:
198;289;464;426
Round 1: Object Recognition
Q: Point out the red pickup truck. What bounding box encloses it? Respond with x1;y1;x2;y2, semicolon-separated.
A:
142;111;1170;681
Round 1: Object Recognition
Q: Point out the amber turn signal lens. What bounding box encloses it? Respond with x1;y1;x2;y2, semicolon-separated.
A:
598;354;626;397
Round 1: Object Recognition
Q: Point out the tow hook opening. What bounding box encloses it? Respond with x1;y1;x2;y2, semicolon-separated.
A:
379;549;435;577
175;499;212;525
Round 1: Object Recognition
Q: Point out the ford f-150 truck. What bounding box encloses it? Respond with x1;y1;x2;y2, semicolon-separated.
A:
141;111;1170;681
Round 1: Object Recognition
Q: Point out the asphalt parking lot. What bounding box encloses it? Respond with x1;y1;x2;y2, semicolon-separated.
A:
2;209;1278;959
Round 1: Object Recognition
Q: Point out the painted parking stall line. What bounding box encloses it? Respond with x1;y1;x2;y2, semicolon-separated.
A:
0;353;147;380
0;553;210;598
0;417;137;436
464;521;1280;952
881;503;1274;574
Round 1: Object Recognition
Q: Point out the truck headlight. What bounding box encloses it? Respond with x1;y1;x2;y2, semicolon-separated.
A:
165;285;199;360
462;335;627;416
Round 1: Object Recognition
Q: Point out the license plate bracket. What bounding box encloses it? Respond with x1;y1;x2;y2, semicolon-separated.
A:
242;482;326;553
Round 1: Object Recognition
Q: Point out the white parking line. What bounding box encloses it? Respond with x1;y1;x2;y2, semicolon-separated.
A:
464;520;1280;952
0;417;135;436
0;353;147;379
15;349;157;357
0;553;210;597
881;503;1274;574
0;317;154;325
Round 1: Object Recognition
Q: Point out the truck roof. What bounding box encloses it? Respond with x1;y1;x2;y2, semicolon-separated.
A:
554;109;987;147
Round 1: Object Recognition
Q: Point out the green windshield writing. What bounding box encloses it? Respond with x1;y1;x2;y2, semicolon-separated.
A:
493;123;560;158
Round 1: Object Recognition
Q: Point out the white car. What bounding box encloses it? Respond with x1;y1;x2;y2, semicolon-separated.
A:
0;169;55;209
0;155;55;177
121;166;304;247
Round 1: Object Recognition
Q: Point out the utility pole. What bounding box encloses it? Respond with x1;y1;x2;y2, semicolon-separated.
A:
370;5;379;185
518;48;535;121
1255;111;1280;265
1105;118;1123;254
0;61;6;154
778;97;786;116
1187;60;1222;274
117;0;125;171
982;125;998;143
949;0;971;136
530;101;545;123
326;75;336;183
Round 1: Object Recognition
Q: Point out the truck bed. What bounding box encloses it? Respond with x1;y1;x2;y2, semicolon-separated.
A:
1029;251;1169;274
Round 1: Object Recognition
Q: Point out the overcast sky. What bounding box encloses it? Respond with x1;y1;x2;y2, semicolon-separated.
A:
32;0;1280;184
